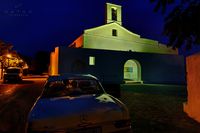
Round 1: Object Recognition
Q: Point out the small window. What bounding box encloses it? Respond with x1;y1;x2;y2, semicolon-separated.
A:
111;8;117;21
89;56;95;65
112;29;117;36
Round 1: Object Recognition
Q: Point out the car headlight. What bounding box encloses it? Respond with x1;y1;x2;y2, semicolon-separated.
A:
114;119;131;128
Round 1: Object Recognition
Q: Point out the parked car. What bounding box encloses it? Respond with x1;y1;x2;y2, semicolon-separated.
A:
3;67;23;83
27;74;132;133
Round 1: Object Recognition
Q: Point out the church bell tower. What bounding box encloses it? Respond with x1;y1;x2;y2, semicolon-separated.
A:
106;3;122;25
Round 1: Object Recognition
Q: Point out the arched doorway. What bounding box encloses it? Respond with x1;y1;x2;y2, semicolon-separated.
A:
124;59;142;83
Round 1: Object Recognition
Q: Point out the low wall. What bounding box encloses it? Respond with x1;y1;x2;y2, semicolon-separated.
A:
184;52;200;123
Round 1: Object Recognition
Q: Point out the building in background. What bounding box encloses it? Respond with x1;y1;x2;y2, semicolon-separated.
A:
49;3;185;85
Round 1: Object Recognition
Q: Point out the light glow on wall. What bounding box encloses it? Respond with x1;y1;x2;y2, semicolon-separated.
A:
69;35;83;48
83;23;177;55
184;53;200;123
49;47;59;75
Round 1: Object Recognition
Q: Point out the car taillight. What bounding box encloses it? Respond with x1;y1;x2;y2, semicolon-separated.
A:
114;119;131;128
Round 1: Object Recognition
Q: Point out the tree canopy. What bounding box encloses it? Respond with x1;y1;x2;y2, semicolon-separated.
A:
0;40;26;69
0;40;13;56
31;51;50;74
150;0;200;50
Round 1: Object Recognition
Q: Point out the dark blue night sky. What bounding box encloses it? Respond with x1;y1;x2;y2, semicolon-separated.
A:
0;0;175;56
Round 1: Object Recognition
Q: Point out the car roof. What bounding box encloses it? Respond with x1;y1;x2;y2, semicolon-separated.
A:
47;73;98;82
7;67;21;69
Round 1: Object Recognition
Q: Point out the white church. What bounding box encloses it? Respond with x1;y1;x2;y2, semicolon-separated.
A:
49;3;185;86
69;3;177;54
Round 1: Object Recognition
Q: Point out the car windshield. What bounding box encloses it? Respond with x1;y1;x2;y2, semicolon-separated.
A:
42;79;104;98
6;68;20;73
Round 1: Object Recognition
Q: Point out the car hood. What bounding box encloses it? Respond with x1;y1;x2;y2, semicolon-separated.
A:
28;94;129;130
4;73;20;76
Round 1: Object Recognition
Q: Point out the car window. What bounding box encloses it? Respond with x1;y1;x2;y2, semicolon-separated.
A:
42;79;104;98
6;68;20;73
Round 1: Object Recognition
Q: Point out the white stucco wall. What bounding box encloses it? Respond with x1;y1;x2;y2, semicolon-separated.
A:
83;23;177;54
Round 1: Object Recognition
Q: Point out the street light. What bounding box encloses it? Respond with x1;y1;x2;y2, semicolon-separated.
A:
6;54;12;58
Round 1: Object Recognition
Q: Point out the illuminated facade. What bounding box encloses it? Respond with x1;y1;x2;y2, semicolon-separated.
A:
49;3;185;84
69;3;177;55
184;53;200;123
49;47;59;75
69;22;177;54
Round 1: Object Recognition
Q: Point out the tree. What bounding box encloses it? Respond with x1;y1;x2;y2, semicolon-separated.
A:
0;40;13;78
32;51;50;74
0;40;13;55
0;40;28;78
150;0;200;50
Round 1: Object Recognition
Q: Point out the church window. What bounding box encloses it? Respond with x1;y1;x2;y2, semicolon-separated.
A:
89;56;95;65
112;29;117;36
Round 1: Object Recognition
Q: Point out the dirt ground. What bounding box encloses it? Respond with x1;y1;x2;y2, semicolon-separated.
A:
120;84;200;133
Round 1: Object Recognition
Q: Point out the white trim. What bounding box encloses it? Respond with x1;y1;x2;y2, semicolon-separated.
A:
106;3;122;7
